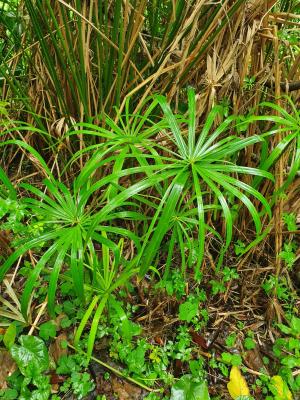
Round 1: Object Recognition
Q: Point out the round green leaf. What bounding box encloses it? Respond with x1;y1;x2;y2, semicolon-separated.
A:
39;321;57;341
170;375;210;400
179;300;199;322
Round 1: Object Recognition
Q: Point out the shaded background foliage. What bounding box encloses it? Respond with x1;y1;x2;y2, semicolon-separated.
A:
1;0;299;126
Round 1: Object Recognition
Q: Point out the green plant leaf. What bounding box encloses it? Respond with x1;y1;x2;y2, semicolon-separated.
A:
281;356;300;368
222;352;233;364
291;316;300;336
70;371;95;399
170;375;210;400
126;343;147;374
231;354;242;366
120;319;142;341
244;338;256;350
0;167;16;200
179;300;199;322
277;323;292;335
87;295;109;360
0;388;18;400
3;322;17;349
39;321;57;341
10;335;49;377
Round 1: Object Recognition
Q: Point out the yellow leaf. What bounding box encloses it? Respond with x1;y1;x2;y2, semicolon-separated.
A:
227;366;250;399
270;375;293;400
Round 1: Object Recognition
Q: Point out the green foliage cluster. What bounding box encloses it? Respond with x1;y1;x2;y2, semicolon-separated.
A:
1;89;294;353
0;0;300;398
0;87;299;398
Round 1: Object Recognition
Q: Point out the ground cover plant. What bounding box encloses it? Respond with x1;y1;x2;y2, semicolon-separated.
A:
0;0;300;399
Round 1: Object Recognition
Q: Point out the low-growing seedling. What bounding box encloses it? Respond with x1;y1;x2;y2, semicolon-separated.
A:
0;333;96;400
225;332;237;348
179;296;200;323
283;212;298;232
170;375;210;400
158;269;186;299
269;316;300;395
234;240;246;256
209;279;226;295
243;331;256;350
279;242;297;269
243;76;256;90
60;371;95;399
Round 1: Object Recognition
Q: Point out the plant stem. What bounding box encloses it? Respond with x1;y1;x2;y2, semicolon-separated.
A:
67;342;161;393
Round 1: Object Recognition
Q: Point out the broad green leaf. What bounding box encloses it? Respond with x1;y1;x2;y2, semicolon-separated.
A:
11;335;49;377
28;388;51;400
281;356;300;368
277;323;292;335
0;388;18;399
179;300;199;322
170;375;210;400
126;343;147;374
291;316;300;336
120;319;141;341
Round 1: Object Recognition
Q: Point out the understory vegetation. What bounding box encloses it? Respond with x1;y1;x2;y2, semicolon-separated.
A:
0;0;300;399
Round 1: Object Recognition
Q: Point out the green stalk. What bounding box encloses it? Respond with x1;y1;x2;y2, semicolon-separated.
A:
24;0;69;115
115;1;124;108
75;0;89;115
67;342;160;392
